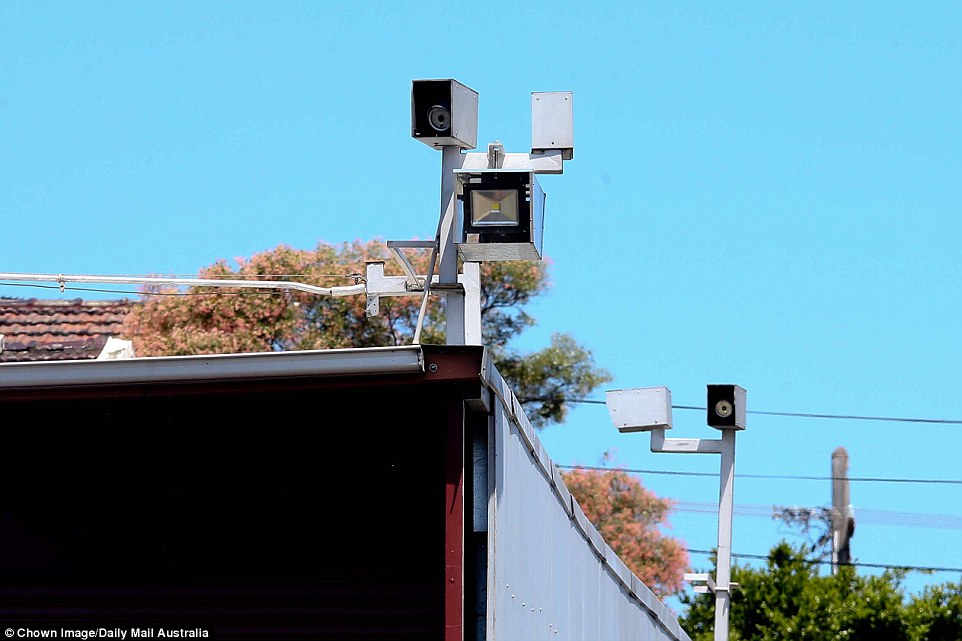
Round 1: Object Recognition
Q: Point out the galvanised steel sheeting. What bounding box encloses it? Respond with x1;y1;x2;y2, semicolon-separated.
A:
485;367;690;641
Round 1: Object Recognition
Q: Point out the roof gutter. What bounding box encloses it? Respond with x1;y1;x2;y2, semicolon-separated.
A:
0;345;425;390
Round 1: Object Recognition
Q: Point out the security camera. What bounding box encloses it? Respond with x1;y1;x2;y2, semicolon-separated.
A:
411;79;478;150
706;384;746;430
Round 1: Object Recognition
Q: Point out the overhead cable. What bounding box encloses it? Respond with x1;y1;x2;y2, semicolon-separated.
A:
557;397;962;426
556;463;962;486
672;500;962;530
686;548;962;574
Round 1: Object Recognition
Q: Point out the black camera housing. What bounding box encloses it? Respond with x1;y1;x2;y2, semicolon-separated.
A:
411;79;478;150
706;384;747;430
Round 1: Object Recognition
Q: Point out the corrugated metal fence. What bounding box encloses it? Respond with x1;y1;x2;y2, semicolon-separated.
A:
483;358;690;641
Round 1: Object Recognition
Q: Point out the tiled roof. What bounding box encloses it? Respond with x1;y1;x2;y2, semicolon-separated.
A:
0;298;132;363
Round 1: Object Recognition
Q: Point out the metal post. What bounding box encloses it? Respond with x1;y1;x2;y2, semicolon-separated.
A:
714;430;736;641
649;428;737;640
608;386;742;641
831;446;853;575
462;261;482;345
438;145;465;345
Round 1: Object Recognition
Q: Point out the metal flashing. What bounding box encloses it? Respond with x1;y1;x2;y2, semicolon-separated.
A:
585;520;608;560
570;498;593;543
551;466;573;516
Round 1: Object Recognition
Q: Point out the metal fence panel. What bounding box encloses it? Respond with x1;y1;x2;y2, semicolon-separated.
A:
487;381;691;641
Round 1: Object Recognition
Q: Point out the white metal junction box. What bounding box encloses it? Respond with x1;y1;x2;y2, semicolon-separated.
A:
531;91;573;160
605;387;673;433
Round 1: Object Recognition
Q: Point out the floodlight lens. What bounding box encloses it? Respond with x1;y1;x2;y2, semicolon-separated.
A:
470;190;519;226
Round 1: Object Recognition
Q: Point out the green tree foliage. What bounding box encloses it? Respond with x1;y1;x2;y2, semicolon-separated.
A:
905;581;962;640
680;541;962;641
123;240;610;428
560;463;689;598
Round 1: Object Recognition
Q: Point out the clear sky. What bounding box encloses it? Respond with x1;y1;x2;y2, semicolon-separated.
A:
4;1;961;607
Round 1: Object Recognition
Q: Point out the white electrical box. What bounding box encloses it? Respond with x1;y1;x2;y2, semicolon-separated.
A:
531;91;573;160
605;387;673;433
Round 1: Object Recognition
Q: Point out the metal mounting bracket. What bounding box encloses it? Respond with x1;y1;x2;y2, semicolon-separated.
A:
386;240;436;288
685;573;740;595
459;149;565;175
364;263;471;316
487;141;505;169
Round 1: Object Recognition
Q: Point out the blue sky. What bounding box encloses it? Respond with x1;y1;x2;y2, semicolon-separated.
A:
4;1;961;606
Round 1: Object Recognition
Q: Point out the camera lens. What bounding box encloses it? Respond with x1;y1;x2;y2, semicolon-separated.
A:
714;400;733;418
427;105;451;132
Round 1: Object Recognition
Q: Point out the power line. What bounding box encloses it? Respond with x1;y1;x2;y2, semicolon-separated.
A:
672;500;962;531
556;464;962;486
558;397;962;426
676;404;962;426
686;548;962;575
558;464;716;478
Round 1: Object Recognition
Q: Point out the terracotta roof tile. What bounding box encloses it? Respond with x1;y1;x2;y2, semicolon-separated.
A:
0;298;132;362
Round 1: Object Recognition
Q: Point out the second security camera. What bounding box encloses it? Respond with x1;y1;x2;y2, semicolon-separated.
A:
707;384;747;430
411;79;478;150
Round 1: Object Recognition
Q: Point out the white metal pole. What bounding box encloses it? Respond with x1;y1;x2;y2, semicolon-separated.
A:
714;430;736;641
462;261;482;345
438;145;465;345
647;426;736;639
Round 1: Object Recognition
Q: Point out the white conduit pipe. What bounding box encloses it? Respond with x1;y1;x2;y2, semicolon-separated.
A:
0;273;366;298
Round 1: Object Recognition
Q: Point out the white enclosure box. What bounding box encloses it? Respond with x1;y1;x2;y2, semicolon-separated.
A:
531;91;573;160
605;387;673;433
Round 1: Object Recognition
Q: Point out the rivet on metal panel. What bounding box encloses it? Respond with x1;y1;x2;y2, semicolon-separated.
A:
428;362;439;372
